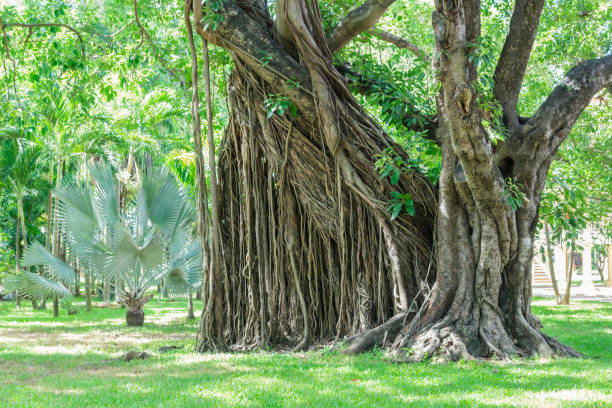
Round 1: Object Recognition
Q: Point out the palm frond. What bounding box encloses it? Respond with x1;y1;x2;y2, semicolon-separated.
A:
55;182;98;239
89;161;119;230
139;233;165;271
2;272;72;300
21;242;75;286
106;226;139;281
163;241;202;298
137;165;183;235
106;226;165;281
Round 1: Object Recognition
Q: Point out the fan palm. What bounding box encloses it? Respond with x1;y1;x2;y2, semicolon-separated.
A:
2;241;75;304
4;162;202;325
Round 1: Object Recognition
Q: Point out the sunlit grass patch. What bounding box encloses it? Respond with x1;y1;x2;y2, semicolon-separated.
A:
0;299;610;407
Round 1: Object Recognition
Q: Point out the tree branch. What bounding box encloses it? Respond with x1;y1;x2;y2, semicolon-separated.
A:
0;21;86;58
367;28;428;61
133;0;185;86
193;0;317;124
326;0;396;54
493;0;545;131
525;55;612;153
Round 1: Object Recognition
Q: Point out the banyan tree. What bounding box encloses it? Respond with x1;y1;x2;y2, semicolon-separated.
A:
184;0;612;360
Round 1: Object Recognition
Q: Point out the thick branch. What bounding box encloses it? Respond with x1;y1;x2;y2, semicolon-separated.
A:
493;0;545;131
525;55;612;153
367;28;428;61
194;1;315;121
326;0;396;54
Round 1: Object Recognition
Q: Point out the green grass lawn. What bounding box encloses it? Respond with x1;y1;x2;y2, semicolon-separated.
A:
0;298;610;407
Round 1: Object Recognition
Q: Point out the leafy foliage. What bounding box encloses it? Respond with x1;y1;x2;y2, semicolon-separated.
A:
264;94;298;118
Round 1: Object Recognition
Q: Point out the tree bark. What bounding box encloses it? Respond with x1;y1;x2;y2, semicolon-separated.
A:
191;0;435;350
15;212;21;308
103;280;110;304
124;295;153;327
187;292;195;320
562;244;575;305
387;0;607;361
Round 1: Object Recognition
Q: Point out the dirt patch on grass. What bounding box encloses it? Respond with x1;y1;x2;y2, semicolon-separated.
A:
0;327;191;352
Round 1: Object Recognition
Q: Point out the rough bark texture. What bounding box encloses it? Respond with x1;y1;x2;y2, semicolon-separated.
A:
389;0;610;361
124;295;153;327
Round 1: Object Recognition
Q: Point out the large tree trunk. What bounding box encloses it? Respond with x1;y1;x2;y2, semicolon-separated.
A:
385;0;609;361
191;0;435;351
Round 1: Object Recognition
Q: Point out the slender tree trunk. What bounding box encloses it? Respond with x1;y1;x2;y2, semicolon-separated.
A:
187;292;195;320
17;197;28;250
103;280;110;304
84;271;92;312
115;279;124;304
44;166;54;313
51;154;63;318
73;261;81;297
596;252;605;281
15;212;21;308
544;220;561;304
562;244;575;305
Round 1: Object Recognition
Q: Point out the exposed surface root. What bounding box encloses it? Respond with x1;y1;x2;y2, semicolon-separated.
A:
390;319;581;362
395;325;475;362
342;313;407;354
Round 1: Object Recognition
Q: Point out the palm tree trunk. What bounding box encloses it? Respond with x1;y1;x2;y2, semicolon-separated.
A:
103;280;110;304
51;155;63;317
115;279;124;304
73;260;81;297
125;295;153;326
18;196;28;249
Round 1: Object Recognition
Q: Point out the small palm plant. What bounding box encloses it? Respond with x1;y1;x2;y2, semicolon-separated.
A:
4;162;202;325
2;242;76;307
